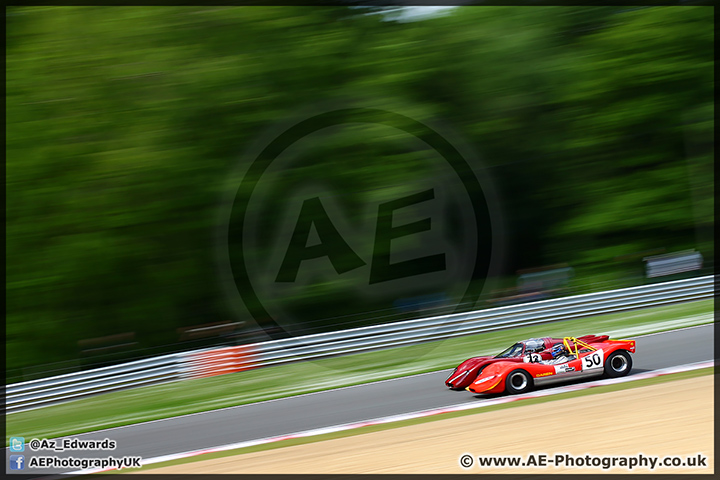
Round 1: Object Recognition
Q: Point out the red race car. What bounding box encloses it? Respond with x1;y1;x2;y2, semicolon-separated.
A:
445;335;624;390
465;336;636;395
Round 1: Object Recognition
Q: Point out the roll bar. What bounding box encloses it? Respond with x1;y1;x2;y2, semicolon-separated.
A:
562;337;597;358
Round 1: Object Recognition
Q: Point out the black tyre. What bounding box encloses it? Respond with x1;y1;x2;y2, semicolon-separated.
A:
604;350;632;378
505;369;533;395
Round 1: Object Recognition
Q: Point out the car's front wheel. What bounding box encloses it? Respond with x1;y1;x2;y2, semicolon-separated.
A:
604;350;632;378
505;369;532;395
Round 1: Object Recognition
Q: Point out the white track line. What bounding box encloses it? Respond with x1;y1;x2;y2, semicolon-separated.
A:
69;359;714;475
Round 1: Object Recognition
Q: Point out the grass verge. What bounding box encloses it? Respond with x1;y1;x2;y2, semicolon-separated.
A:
6;298;713;443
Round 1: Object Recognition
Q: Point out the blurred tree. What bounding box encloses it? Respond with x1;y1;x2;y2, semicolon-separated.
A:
547;6;713;266
6;6;713;374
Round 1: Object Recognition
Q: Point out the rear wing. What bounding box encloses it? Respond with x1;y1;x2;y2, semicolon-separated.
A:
574;335;636;354
577;334;609;344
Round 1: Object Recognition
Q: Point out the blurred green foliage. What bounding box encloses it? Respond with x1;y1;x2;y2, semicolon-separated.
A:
6;6;713;374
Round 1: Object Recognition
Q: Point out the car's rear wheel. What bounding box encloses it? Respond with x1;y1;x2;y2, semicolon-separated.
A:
505;369;532;395
604;350;632;378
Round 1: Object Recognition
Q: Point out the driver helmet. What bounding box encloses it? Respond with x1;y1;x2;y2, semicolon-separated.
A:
551;344;567;358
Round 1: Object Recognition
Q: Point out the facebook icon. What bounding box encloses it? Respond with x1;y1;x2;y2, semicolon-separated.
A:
9;455;25;470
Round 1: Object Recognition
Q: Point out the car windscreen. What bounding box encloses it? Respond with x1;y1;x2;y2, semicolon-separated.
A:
495;343;524;358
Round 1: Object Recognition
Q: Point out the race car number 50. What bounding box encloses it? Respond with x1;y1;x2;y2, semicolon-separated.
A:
583;350;604;371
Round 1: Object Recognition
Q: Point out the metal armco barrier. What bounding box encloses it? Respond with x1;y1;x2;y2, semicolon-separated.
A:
5;275;713;413
5;353;186;413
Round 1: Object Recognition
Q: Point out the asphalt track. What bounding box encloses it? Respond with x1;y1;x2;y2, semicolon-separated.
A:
8;324;714;475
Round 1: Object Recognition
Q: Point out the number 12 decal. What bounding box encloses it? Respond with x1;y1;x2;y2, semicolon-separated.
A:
583;349;604;370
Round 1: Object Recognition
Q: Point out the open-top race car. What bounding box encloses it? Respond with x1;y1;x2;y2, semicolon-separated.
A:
464;336;635;395
446;335;606;390
445;335;630;390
